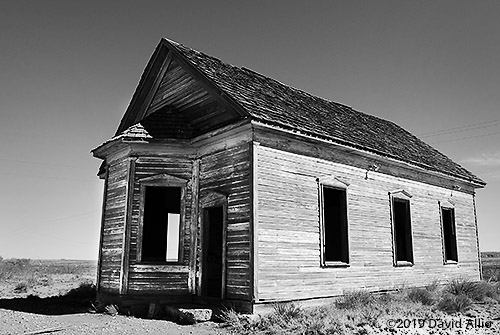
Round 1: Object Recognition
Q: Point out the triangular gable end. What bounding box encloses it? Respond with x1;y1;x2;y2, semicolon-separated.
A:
115;39;248;139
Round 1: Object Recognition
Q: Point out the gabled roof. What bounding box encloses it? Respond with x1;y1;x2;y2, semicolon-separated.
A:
112;38;485;186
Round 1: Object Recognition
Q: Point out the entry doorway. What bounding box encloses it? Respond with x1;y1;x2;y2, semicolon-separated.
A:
201;205;225;298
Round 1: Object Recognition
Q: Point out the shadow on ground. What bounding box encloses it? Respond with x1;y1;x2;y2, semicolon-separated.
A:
0;285;95;315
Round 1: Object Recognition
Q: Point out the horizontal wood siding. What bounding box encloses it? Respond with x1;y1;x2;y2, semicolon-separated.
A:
127;265;190;294
255;144;480;302
99;158;129;293
200;144;251;300
147;59;234;135
127;156;193;294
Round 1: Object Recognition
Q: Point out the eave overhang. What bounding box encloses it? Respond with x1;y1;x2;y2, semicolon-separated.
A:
251;121;486;192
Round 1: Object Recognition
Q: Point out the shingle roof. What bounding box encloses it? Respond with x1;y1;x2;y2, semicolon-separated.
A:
164;39;484;186
164;40;484;186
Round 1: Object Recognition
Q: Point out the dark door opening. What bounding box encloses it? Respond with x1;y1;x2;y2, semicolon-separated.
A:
201;206;225;298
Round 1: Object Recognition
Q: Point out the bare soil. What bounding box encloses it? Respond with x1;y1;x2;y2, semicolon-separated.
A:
0;259;229;335
0;285;230;335
0;309;229;335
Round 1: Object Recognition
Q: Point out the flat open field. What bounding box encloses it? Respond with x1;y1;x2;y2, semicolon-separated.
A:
481;252;500;281
0;259;97;299
2;255;497;298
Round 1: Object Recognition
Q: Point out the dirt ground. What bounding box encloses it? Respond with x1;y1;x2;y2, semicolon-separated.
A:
0;259;229;335
0;281;231;335
0;309;230;335
1;299;499;335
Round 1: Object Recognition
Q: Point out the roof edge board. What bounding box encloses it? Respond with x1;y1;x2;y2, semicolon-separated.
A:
251;120;486;188
135;51;173;123
115;42;170;136
160;38;248;119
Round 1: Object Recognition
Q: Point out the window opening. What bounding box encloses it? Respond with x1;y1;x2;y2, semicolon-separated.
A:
141;186;181;262
321;186;349;265
442;207;458;263
392;198;413;264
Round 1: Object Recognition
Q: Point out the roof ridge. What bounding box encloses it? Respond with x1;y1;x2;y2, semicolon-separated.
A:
166;38;360;113
160;37;484;186
240;66;356;111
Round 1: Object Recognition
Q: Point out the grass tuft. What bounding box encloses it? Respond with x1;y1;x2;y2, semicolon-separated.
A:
408;287;434;305
220;308;252;331
335;290;374;309
271;302;303;321
445;277;493;302
437;294;471;313
434;278;500;313
424;279;441;292
483;267;500;281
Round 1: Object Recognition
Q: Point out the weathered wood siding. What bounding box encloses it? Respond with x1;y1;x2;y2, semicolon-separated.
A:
127;156;193;294
97;123;253;301
199;143;252;300
254;142;480;302
99;158;129;293
145;58;237;136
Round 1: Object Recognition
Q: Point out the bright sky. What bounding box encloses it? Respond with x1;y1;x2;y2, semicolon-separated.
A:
1;1;498;260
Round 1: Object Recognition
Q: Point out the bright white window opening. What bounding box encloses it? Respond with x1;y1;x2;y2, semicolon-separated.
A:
166;213;180;262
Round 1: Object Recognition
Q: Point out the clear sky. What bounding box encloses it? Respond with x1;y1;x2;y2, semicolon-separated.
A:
1;1;498;260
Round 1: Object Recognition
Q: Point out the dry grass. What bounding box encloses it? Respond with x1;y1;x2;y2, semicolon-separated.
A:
437;294;471;314
408;287;434;305
222;290;436;334
481;251;500;282
0;257;97;298
223;279;500;335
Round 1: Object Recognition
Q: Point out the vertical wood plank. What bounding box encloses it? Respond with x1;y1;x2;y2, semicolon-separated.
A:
189;159;200;294
96;166;109;291
251;141;259;302
473;194;482;280
99;158;128;293
135;184;146;263
120;158;136;294
222;202;228;298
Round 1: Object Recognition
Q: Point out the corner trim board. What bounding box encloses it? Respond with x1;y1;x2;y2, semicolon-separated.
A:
119;158;136;294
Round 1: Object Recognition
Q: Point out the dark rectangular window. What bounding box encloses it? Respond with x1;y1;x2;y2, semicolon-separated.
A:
142;186;181;263
392;198;413;264
442;208;458;263
322;187;349;264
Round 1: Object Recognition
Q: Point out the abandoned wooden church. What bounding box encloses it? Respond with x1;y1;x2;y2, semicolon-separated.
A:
92;38;486;312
